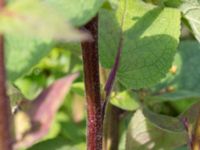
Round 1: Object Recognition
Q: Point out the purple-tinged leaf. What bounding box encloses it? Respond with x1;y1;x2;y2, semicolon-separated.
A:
14;73;79;149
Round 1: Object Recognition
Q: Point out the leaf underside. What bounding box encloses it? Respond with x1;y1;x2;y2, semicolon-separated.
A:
126;110;186;150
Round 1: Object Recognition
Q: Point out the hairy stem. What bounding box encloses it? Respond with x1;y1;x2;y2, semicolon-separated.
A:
81;16;103;150
0;1;13;149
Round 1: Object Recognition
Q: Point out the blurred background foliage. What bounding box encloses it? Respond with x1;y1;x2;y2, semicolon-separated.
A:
13;43;86;149
6;0;200;149
11;41;132;150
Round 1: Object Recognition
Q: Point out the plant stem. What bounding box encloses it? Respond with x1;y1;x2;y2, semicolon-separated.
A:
81;16;103;150
103;103;122;150
0;1;13;149
192;111;200;150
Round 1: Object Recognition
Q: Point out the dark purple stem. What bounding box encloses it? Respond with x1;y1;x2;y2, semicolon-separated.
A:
0;1;13;149
81;16;103;150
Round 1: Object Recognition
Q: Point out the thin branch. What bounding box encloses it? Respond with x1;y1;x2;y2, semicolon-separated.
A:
103;104;122;150
102;0;127;116
102;36;123;116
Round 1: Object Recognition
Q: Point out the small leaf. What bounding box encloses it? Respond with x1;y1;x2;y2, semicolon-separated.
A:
99;0;181;89
14;73;79;149
110;91;139;111
143;106;185;132
126;110;186;150
7;83;24;106
180;0;200;42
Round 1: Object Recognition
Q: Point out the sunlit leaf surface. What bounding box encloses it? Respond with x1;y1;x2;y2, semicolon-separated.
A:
99;0;181;89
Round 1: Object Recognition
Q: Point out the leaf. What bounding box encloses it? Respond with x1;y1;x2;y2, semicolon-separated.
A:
99;0;181;89
28;137;86;150
149;41;200;103
71;82;85;97
0;0;89;41
59;119;86;144
5;34;53;81
107;0;119;9
28;137;69;150
142;106;185;132
7;83;24;106
126;110;186;150
175;146;188;150
44;0;103;26
110;91;139;111
152;91;200;102
13;71;47;99
14;73;79;149
180;0;200;42
164;0;182;8
179;101;200;126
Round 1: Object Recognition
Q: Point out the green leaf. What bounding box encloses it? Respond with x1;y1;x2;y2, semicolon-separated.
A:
28;137;68;150
71;82;85;97
110;91;139;111
14;68;47;99
154;91;200;101
28;137;86;150
171;99;198;113
44;0;103;26
126;110;186;150
180;0;200;42
142;106;185;132
164;0;182;7
99;0;181;89
175;146;188;150
150;41;200;102
0;0;89;41
107;0;119;9
7;83;24;106
5;35;53;81
179;100;200;126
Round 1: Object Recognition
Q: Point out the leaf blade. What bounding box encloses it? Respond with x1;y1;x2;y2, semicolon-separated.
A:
99;0;181;89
